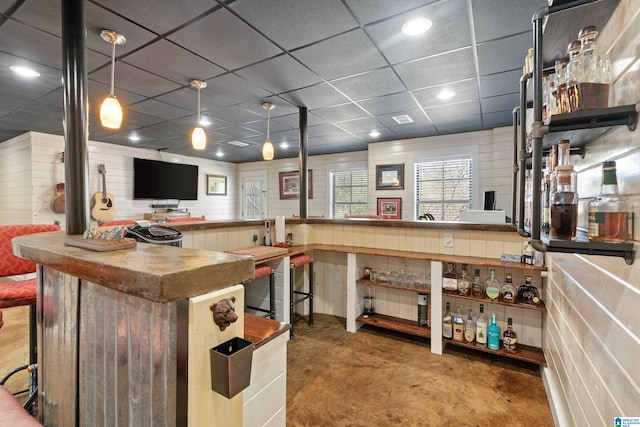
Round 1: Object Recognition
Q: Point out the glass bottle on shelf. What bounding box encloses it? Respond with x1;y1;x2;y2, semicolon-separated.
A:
522;240;534;265
553;58;569;114
457;263;471;296
442;263;458;293
476;304;487;348
485;268;500;301
517;276;540;306
524;169;533;234
442;302;453;339
588;161;635;242
551;165;578;240
542;75;551;123
471;268;483;298
464;308;475;343
503;318;518;353
575;25;612;110
488;313;501;351
453;306;465;342
548;144;558;217
501;273;516;304
565;40;583;112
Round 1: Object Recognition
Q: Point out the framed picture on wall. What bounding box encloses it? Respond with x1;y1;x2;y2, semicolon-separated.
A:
376;164;404;190
377;197;402;219
279;170;313;199
206;175;227;195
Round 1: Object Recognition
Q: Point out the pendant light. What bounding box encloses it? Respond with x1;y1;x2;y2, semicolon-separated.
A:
262;102;275;160
99;30;126;129
190;79;207;150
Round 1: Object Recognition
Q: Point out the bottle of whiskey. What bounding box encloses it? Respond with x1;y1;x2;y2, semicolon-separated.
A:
453;306;464;342
476;304;487;348
457;264;471;296
503;318;518;353
464;308;475;343
551;165;579;240
501;273;516;304
485;268;500;301
471;268;483;298
542;156;552;234
588;161;635;242
442;263;458;293
442;302;453;339
487;313;501;350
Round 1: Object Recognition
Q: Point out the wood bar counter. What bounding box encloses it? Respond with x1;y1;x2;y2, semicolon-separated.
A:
11;231;265;427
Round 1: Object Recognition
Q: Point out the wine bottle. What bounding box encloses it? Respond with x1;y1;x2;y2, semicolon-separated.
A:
442;302;453;339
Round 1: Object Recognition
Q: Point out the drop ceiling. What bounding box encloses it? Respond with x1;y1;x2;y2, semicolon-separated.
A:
0;0;548;163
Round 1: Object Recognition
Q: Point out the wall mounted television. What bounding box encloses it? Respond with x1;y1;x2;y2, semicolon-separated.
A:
133;158;199;200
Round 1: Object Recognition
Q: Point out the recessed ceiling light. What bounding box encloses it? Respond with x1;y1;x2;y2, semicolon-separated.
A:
437;89;456;100
199;118;211;127
401;18;432;36
216;150;224;157
392;114;414;124
369;130;381;138
129;134;140;142
280;141;289;148
227;140;249;147
9;65;40;78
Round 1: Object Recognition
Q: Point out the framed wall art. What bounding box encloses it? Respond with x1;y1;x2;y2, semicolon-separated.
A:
279;170;313;200
206;175;227;195
377;197;402;219
376;164;404;190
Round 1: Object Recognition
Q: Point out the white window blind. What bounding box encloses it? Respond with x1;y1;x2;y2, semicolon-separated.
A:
331;169;368;218
415;156;472;221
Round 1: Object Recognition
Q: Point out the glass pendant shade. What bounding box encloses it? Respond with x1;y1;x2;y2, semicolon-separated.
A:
100;95;123;129
262;139;274;160
192;126;207;150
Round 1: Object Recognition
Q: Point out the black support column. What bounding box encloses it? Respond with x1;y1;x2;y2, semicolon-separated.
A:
62;0;90;236
298;107;308;219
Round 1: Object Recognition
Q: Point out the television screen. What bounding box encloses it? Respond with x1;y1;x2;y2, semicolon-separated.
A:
133;158;199;200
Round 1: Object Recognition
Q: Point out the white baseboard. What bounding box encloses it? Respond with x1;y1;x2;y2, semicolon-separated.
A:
542;365;574;427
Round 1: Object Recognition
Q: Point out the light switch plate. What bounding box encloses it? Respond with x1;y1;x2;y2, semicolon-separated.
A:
443;232;454;247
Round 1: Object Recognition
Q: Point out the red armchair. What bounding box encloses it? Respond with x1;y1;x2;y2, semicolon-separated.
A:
0;223;60;411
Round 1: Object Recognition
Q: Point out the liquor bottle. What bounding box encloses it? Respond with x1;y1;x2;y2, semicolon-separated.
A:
471;268;483;298
548;144;558;220
588;161;635;243
442;302;453;339
476;304;487;348
542;156;552;234
485;268;500;301
551;165;578;240
575;25;612;110
517;276;541;306
524;169;532;233
503;318;518;353
464;308;475;343
453;306;464;342
522;241;533;265
442;263;458;293
565;39;583;113
501;273;516;304
457;264;471;296
487;313;501;351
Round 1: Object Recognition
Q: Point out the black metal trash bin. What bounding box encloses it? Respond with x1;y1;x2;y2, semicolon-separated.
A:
126;224;183;247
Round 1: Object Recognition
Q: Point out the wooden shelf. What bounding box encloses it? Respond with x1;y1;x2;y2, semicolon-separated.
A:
356;314;431;339
442;292;547;312
356;278;431;293
443;338;546;365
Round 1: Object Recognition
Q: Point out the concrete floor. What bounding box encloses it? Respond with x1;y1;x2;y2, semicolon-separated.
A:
0;306;555;426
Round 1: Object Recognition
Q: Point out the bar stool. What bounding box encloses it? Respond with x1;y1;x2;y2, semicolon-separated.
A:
289;254;313;337
245;263;275;319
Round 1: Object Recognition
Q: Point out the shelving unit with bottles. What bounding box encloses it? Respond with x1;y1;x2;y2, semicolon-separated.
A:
347;252;547;364
514;0;637;264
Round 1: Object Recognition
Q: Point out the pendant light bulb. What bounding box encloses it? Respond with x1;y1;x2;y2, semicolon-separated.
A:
99;30;126;129
190;79;208;150
262;102;275;161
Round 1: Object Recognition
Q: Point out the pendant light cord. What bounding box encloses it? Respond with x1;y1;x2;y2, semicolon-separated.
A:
266;106;271;139
109;41;116;96
196;87;201;123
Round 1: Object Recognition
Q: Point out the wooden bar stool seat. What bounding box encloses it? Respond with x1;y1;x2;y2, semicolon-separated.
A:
245;263;275;319
289;254;313;337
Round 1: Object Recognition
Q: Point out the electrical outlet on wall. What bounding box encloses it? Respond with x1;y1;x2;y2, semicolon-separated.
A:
251;229;259;244
443;232;454;248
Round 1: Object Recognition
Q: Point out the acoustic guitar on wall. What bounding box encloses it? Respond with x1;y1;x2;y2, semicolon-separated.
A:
90;164;115;220
50;182;65;214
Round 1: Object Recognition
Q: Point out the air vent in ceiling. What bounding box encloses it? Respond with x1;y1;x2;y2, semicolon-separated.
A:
392;114;414;124
227;140;249;147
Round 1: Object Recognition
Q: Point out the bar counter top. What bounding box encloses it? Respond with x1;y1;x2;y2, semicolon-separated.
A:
161;217;518;232
12;231;254;303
